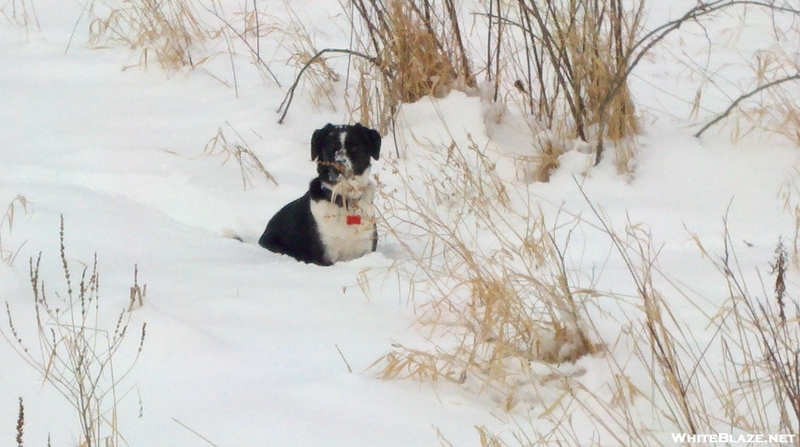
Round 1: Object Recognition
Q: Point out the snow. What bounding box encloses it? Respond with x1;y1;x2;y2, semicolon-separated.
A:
1;0;798;445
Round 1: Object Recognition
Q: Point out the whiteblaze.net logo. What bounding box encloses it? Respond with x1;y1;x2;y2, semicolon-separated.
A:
671;433;797;444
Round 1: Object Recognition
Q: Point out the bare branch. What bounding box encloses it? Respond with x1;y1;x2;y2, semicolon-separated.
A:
694;73;800;138
276;48;382;124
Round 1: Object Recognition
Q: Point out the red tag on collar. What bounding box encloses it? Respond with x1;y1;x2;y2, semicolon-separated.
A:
346;215;362;225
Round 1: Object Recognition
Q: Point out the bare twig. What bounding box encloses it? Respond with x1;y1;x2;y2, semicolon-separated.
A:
277;48;382;124
172;418;220;447
694;73;800;138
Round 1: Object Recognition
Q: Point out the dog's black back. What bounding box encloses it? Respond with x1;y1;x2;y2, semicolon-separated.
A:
259;123;381;266
258;180;329;265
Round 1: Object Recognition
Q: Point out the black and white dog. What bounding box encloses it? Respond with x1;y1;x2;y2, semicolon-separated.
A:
258;123;381;266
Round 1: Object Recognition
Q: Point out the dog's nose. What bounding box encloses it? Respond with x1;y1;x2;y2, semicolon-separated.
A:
334;150;353;173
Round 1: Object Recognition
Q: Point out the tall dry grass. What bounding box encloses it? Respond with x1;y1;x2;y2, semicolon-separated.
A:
352;0;472;104
459;202;800;445
374;123;800;443
374;137;601;410
485;0;644;174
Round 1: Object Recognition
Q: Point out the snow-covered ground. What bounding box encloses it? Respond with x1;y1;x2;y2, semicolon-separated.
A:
1;0;798;445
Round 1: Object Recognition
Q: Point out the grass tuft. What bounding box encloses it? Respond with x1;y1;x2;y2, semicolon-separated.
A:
88;0;217;72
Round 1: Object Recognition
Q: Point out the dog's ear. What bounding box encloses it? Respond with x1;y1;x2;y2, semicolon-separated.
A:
355;123;381;160
311;124;335;161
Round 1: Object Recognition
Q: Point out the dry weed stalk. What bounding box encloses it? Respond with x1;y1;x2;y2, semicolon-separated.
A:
16;397;24;447
203;122;278;190
172;417;221;446
0;216;146;447
714;233;800;437
88;0;217;72
375;138;599;409
0;194;31;266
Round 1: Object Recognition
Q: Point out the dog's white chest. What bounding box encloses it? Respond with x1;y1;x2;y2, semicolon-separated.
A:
310;186;376;263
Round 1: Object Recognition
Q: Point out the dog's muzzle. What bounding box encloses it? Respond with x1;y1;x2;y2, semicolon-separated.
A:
327;150;354;183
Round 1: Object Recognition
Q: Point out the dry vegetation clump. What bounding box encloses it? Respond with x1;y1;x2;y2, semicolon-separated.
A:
485;0;643;175
374;138;601;410
343;0;475;132
378;133;800;441
510;0;640;139
353;0;470;104
87;0;218;72
1;216;146;447
276;0;475;132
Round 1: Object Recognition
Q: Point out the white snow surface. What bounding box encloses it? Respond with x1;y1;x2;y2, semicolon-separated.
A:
1;0;799;445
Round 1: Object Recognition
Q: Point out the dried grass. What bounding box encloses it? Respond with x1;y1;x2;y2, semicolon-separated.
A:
0;0;39;33
375;136;600;410
456;195;800;445
15;397;24;447
346;0;474;132
202;122;278;190
87;0;217;72
205;0;281;89
0;195;31;266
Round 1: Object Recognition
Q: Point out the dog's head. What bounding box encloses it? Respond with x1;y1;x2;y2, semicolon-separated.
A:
311;123;381;193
